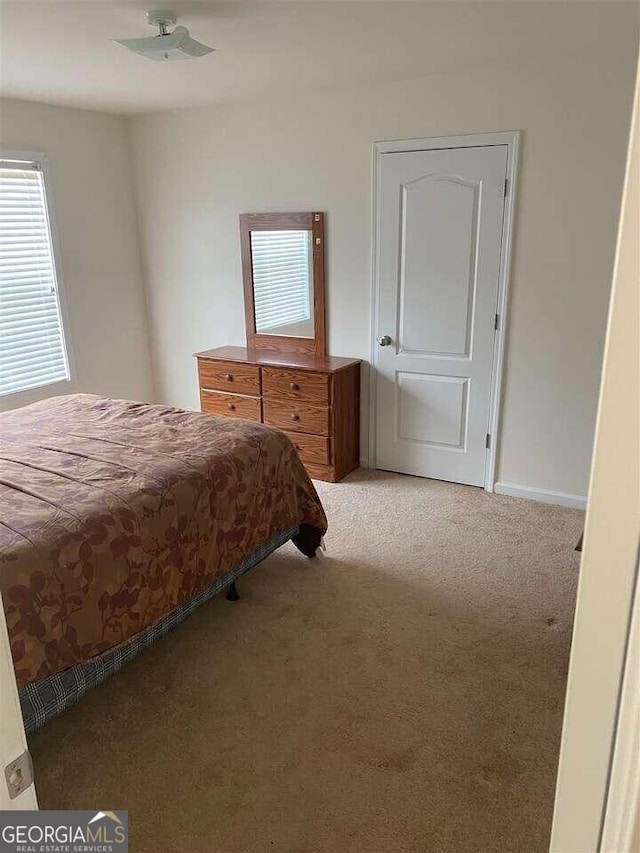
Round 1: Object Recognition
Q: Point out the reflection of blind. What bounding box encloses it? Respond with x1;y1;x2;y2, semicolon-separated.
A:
251;230;311;331
0;160;69;396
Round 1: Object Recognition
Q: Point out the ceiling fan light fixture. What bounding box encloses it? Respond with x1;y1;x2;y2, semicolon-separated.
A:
114;10;215;62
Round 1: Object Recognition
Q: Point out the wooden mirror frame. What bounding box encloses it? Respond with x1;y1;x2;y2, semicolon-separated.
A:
240;211;326;357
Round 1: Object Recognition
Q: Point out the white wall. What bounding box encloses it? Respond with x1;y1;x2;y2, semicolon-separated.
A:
0;98;155;410
130;19;637;498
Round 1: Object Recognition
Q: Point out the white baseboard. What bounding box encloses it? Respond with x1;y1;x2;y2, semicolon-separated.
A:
494;481;587;510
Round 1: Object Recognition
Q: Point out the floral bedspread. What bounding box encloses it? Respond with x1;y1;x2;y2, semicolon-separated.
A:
0;394;327;687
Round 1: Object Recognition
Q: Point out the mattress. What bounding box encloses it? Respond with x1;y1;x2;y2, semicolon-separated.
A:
0;394;327;688
19;526;298;732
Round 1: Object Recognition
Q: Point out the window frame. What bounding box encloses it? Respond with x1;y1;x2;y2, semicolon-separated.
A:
0;149;74;401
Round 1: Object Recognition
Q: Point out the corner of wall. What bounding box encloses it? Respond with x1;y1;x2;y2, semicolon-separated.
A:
124;113;159;404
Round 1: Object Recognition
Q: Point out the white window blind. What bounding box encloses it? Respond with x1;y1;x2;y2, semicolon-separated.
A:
0;158;69;396
250;229;312;332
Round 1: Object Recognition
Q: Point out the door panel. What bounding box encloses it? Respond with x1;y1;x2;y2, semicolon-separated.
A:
397;373;469;448
375;144;508;486
400;177;478;357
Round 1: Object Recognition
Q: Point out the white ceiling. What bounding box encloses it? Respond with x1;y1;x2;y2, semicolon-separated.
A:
0;1;638;115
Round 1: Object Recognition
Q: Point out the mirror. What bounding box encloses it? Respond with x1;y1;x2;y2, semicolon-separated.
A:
250;229;314;338
240;212;326;357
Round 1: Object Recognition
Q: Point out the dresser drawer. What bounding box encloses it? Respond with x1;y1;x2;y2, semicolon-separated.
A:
201;390;262;422
198;359;260;396
284;431;331;466
262;368;330;405
263;399;330;436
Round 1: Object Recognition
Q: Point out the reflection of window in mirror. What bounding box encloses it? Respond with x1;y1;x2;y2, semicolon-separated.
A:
250;230;314;339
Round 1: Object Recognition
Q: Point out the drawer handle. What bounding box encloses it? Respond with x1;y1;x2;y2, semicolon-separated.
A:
290;382;299;391
228;403;235;411
291;413;300;421
225;373;233;382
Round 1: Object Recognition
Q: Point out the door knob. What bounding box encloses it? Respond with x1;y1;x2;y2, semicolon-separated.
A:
377;335;392;347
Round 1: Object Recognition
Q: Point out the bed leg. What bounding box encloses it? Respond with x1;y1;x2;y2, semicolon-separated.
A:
226;581;240;601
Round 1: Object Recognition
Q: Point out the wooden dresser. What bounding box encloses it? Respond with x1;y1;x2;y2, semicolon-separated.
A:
195;346;361;482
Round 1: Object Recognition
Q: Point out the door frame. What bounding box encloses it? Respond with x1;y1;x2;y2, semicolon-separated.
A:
599;553;640;851
0;591;38;809
368;130;520;490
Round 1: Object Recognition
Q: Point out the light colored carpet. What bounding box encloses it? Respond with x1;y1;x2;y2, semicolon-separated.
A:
28;469;583;853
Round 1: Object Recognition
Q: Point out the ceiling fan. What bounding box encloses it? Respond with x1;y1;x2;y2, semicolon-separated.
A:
114;10;215;61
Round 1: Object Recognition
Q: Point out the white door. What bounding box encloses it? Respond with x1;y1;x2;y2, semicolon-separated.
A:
374;144;508;486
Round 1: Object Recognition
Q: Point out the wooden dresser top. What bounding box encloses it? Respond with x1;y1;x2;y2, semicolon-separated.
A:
195;346;361;375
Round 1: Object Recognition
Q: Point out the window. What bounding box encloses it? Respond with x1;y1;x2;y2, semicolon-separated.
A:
0;155;70;396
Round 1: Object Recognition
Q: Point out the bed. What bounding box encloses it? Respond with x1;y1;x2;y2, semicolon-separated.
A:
0;394;327;731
